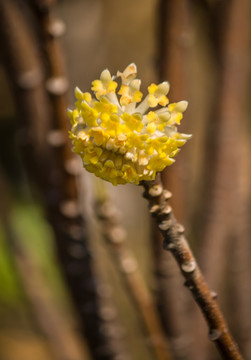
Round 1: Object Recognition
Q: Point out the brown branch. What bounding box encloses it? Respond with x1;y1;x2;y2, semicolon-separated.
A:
182;0;251;357
94;185;173;360
28;1;130;357
150;226;192;359
158;0;191;222
190;0;251;357
141;173;243;360
229;135;251;358
198;0;250;296
156;2;194;357
0;1;126;358
0;169;87;360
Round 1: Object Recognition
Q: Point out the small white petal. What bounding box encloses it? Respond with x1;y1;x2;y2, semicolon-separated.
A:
175;101;188;112
135;96;150;115
130;79;141;91
106;139;115;150
124;102;137;114
179;133;192;139
125;152;134;160
74;87;84;99
100;69;112;83
139;157;148;166
157;81;170;95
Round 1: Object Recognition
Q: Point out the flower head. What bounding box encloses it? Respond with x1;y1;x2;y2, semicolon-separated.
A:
68;63;191;185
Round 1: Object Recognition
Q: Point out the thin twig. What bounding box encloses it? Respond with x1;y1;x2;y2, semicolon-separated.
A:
230;134;251;358
197;0;250;296
0;170;87;360
0;0;127;358
186;0;251;357
94;182;173;360
150;227;191;359
191;0;251;357
158;0;191;221
29;0;130;356
156;2;193;357
141;173;243;360
29;1;131;358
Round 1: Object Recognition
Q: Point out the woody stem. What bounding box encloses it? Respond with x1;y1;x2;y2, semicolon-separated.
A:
141;173;243;360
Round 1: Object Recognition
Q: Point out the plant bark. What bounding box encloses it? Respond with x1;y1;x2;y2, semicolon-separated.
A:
141;174;243;360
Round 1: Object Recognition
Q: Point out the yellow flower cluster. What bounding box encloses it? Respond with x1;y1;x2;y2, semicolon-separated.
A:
68;64;191;185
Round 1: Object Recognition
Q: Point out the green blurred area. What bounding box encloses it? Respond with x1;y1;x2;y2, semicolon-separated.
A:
0;199;68;311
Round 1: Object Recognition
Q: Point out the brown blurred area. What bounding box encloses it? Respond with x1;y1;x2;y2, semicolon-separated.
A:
0;1;250;360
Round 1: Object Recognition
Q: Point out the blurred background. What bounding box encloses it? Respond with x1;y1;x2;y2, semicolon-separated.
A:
0;0;250;359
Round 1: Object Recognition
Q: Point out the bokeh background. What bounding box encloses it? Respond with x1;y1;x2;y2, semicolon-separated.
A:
0;1;250;360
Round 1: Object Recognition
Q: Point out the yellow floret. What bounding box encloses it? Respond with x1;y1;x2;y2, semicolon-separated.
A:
121;113;144;132
81;103;99;127
94;97;118;115
91;69;118;99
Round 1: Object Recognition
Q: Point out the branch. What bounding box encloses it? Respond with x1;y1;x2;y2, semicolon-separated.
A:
150;226;192;359
156;2;194;357
157;0;191;221
0;169;86;360
191;0;251;356
0;0;127;358
94;183;173;360
27;1;131;358
141;173;243;360
229;134;251;358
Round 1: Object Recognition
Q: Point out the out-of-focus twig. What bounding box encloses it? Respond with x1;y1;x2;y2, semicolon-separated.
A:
158;0;191;222
94;182;173;360
150;225;191;359
230;134;251;359
0;169;87;360
192;0;251;357
0;0;127;358
155;2;193;358
198;0;250;288
141;173;243;360
29;1;130;357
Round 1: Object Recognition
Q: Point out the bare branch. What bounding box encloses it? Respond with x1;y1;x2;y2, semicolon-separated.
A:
94;184;173;360
0;169;87;360
141;174;243;360
0;0;127;358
